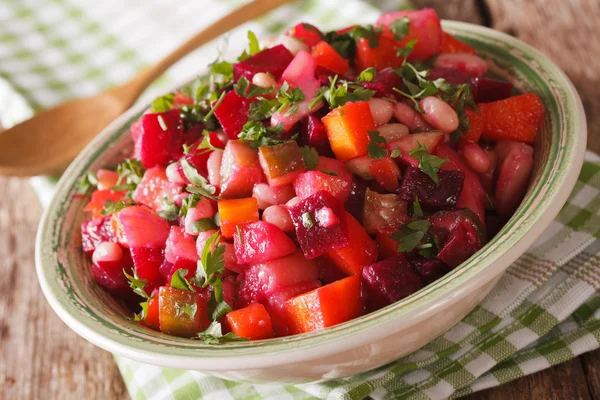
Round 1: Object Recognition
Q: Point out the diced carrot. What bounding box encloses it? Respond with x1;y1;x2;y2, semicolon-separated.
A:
83;189;127;219
322;101;376;161
158;286;210;338
311;41;349;76
284;275;363;334
258;141;306;187
226;302;273;340
461;108;485;143
376;231;400;259
479;93;545;144
369;157;401;192
355;33;404;72
324;212;378;275
144;295;160;329
439;32;477;55
218;197;259;238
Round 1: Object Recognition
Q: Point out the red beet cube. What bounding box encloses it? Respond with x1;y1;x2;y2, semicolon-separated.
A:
219;140;263;199
285;23;323;48
81;216;115;255
288;190;349;259
233;221;296;265
344;178;369;223
138;109;184;168
361;255;423;312
357;67;403;98
132;166;182;213
300;114;332;156
213;91;251;139
428;210;487;268
406;254;449;284
233;45;294;82
427;67;471;84
363;188;408;235
470;76;513;103
398;166;465;211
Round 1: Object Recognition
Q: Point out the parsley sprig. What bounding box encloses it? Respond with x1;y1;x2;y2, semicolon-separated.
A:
407;144;449;184
112;159;145;194
180;159;218;200
309;75;375;109
390;220;440;259
77;171;98;194
367;130;387;159
238;121;287;149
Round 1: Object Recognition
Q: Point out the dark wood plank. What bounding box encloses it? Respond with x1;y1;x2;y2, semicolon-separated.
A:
581;349;600;399
412;0;484;24
0;177;129;400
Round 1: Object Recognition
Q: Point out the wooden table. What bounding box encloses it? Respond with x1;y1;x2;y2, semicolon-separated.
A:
1;0;600;398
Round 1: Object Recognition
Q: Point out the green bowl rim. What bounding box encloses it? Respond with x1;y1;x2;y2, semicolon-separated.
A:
35;20;587;368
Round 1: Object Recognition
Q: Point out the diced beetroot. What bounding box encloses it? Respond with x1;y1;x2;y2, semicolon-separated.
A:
252;183;296;209
265;280;322;337
434;54;487;77
470;77;513;103
428;209;487;268
129;246;165;292
397;167;465;211
285;23;323;48
81;216;115;255
91;242;132;293
184;198;215;236
494;140;534;217
294;171;352;202
219;140;263;199
238;249;320;307
115;206;171;248
233;45;294;82
344;178;369;223
427;67;471;85
138;109;184;168
289;190;349;259
361;255;424;312
300;114;332;156
406;254;449;284
233;221;296;265
132;166;183;213
376;9;443;61
363;188;408;235
357;67;403;98
317;257;348;284
436;144;487;225
214;91;251;140
159;259;174;281
164;226;198;268
222;276;238;310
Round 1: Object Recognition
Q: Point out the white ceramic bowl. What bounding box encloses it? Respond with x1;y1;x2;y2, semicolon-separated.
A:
36;21;586;383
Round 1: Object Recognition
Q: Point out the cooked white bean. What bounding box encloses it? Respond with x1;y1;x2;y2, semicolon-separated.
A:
393;102;433;132
461;142;490;173
166;162;186;184
263;205;294;231
276;35;309;55
92;242;123;265
377;123;409;142
419;96;459;133
252;72;278;89
207;151;222;188
368;98;394;126
434;53;488;77
286;196;302;207
345;155;372;180
253;183;296;210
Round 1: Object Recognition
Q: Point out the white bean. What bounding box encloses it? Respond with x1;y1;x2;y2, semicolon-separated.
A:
92;242;123;265
434;53;488;77
393;102;433;132
252;72;277;89
286;196;302;208
377;123;409;142
368;98;394;126
207;151;222;188
276;35;309;55
252;183;296;210
263;205;294;232
460;142;490;173
419;96;459;133
345;156;372;180
166;162;186;184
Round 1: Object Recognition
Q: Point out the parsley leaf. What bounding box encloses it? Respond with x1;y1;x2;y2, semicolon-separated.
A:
390;220;431;252
390;146;402;158
123;269;150;299
192;231;226;288
174;302;197;319
151;93;175;113
113;159;145;194
416;232;440;259
190;218;218;234
357;67;377;83
411;197;424;219
210;60;233;80
248;98;279;121
238;31;261;61
299;146;319;169
238;121;286;149
348;25;382;49
407;144;448;184
310;75;375;109
211;299;232;321
396;39;418;63
181;159;217;200
301;212;314;229
438;83;478;143
275;81;305;116
233;76;273;98
367;130;387;159
77;171;98;194
196;321;247;345
170;268;195;292
179;193;201;219
389;16;410;41
157;196;179;222
100;198;136;216
322;30;355;60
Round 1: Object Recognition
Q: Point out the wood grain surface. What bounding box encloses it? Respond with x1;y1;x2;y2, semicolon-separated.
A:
1;0;599;399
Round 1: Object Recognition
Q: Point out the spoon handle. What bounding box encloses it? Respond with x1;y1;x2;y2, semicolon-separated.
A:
117;0;292;102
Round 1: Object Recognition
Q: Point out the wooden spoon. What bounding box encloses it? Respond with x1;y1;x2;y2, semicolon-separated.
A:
0;0;291;177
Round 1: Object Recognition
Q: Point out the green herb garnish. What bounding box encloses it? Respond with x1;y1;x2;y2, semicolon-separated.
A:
367;130;387;159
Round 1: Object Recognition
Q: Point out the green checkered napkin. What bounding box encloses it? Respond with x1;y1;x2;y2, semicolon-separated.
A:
2;0;600;399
